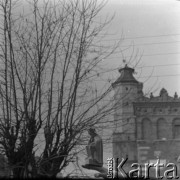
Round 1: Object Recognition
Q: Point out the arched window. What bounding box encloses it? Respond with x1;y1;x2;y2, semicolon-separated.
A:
173;119;180;139
142;118;152;140
157;118;168;139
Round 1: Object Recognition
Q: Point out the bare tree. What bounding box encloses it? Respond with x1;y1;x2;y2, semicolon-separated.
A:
0;0;120;177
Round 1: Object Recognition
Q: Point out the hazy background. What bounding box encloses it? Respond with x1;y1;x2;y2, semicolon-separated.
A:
99;0;180;97
66;0;180;177
12;0;180;177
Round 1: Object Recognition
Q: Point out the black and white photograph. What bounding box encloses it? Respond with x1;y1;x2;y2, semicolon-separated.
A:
0;0;180;179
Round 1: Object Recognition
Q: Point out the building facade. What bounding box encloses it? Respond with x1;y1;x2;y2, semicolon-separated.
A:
112;65;180;170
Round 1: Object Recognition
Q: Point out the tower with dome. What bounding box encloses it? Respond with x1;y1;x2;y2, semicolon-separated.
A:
112;64;180;170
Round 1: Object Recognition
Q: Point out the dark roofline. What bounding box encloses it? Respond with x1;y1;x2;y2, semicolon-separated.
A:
112;64;139;87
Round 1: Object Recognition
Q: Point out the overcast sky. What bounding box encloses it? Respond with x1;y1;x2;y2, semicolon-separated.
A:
0;0;179;177
17;0;180;176
99;0;180;96
76;0;180;176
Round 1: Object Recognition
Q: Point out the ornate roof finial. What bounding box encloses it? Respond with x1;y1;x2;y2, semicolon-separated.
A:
159;88;168;97
122;59;126;66
174;92;178;99
150;92;154;98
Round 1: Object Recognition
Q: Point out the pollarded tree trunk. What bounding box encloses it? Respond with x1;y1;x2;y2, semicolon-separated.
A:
9;151;38;178
5;118;38;178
